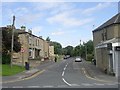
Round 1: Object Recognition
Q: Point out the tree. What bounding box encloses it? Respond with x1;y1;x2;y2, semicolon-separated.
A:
73;40;94;59
2;27;21;64
50;41;62;55
62;48;67;55
64;46;74;56
46;36;51;41
73;45;80;56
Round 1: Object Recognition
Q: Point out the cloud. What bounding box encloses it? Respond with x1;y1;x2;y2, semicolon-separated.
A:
34;2;75;15
32;26;42;36
51;31;65;35
4;7;44;25
47;11;94;27
82;2;111;15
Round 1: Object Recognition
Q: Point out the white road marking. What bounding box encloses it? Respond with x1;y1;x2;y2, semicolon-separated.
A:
62;78;72;86
94;83;105;86
106;83;117;86
43;85;54;88
57;85;68;87
12;86;23;88
2;86;8;88
81;83;93;86
27;86;40;88
64;67;66;71
62;71;65;76
70;84;80;87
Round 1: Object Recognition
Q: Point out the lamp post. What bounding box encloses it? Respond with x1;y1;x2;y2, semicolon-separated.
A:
11;15;15;68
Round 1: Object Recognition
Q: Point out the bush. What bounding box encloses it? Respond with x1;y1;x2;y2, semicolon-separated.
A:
86;54;94;61
2;54;11;64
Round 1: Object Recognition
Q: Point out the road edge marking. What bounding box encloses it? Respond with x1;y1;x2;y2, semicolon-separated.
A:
82;68;115;83
3;69;45;84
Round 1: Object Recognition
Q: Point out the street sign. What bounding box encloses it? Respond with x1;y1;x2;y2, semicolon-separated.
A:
21;48;25;53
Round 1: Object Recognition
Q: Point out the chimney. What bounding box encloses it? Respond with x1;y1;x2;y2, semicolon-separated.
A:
21;26;26;31
28;29;32;34
39;36;42;38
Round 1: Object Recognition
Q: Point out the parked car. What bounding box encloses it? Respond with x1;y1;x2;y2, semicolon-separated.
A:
75;57;82;62
64;56;68;59
64;55;70;59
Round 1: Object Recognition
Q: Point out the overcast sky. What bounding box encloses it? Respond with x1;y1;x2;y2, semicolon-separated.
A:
1;1;118;47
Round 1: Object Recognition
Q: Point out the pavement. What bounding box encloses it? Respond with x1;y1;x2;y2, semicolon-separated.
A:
2;58;119;88
2;60;51;83
83;60;118;83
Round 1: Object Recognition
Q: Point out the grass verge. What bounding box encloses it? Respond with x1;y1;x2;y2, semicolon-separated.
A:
1;64;25;76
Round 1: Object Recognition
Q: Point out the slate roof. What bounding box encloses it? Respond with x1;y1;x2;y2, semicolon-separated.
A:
93;13;120;32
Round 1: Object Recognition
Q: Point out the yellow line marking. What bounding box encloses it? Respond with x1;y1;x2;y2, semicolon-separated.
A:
82;68;114;83
22;70;45;80
3;70;45;84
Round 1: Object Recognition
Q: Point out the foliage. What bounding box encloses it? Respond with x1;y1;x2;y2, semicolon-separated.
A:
63;46;74;56
2;53;11;64
46;36;51;41
50;41;62;55
86;54;94;61
2;27;21;64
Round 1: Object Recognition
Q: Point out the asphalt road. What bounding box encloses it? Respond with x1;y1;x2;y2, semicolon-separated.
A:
2;57;118;88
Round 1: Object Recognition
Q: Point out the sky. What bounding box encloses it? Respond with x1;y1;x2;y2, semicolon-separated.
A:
1;1;119;47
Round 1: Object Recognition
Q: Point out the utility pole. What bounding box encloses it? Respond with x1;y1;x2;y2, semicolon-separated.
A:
80;40;81;58
11;16;15;68
85;42;87;61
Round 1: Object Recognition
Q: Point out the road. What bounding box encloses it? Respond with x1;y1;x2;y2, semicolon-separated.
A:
2;57;118;88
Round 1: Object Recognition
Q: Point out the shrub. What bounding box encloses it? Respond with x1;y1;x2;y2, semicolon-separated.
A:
87;54;94;61
2;54;11;64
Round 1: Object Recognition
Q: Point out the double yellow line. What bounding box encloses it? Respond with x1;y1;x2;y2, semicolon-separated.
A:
82;68;114;83
3;70;46;84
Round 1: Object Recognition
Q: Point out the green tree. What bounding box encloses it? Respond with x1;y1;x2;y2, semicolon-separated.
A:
62;48;67;55
50;41;62;55
66;46;74;56
73;45;80;56
46;36;51;41
2;27;21;64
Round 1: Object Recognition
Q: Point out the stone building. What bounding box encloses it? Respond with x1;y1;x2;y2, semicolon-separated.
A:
13;26;50;65
49;46;55;60
93;13;120;77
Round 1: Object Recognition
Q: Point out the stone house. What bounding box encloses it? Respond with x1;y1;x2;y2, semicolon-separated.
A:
93;13;120;77
49;46;55;60
13;26;50;65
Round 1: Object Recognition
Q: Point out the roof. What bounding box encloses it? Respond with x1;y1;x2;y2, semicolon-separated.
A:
0;26;45;41
17;30;45;41
93;13;120;32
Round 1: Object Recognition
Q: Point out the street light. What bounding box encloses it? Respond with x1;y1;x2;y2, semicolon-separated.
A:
11;15;15;68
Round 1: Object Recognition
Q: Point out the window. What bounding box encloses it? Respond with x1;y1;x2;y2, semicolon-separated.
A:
104;31;107;40
102;33;104;41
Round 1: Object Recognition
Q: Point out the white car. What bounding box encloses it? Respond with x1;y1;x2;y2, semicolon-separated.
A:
75;58;82;62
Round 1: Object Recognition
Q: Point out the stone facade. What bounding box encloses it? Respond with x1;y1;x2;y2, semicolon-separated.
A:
12;27;53;65
49;46;55;60
93;13;120;77
44;41;49;59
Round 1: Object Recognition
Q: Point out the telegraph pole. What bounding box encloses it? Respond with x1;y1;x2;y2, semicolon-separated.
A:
11;16;15;68
80;40;81;58
85;42;87;61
